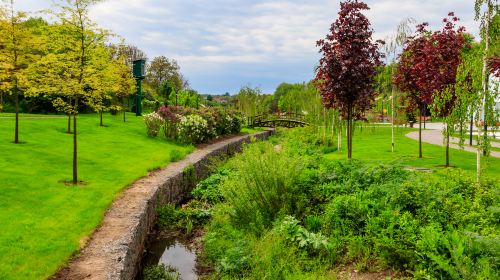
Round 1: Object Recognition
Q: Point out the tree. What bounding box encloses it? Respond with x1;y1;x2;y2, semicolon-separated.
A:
27;0;107;185
315;0;383;159
0;0;37;143
235;86;268;117
145;56;183;99
474;0;499;183
382;18;415;152
395;22;439;158
109;44;135;122
428;14;468;167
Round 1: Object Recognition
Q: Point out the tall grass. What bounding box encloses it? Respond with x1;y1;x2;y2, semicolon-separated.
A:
221;141;306;234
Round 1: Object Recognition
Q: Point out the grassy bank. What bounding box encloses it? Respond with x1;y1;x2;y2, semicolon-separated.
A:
0;113;194;279
323;126;500;179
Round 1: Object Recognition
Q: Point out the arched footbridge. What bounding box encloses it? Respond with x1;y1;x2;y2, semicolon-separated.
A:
248;112;309;128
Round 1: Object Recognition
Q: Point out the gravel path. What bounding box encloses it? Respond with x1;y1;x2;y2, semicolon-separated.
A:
406;127;500;158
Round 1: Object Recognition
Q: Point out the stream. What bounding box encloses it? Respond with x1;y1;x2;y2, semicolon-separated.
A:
139;233;199;280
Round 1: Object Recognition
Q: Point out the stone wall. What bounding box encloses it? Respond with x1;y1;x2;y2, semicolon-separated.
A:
53;130;274;280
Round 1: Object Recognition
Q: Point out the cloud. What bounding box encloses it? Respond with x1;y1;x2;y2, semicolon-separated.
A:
16;0;481;93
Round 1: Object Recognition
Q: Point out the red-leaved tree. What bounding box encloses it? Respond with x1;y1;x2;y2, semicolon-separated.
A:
315;0;383;159
395;14;467;161
428;14;468;167
394;23;435;158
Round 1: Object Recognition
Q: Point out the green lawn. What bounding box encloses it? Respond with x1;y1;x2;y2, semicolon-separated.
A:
0;113;194;280
324;125;500;179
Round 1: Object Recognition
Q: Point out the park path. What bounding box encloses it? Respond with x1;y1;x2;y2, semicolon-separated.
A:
406;124;500;158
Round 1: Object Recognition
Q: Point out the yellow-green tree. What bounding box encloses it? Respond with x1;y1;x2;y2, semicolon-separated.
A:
27;0;108;184
0;0;38;143
109;43;135;122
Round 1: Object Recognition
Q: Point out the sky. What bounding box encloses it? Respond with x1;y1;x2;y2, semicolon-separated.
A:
14;0;479;94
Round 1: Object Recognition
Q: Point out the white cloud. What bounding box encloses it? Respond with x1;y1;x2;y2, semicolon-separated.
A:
16;0;481;93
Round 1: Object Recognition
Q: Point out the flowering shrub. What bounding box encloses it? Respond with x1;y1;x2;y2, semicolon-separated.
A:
143;112;164;137
177;115;209;144
145;105;243;144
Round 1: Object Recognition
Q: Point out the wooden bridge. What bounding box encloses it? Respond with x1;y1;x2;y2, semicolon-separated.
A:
248;112;309;128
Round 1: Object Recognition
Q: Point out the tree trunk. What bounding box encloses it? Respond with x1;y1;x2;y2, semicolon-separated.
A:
469;115;473;146
338;130;342;152
347;105;353;159
446;125;450;167
67;113;71;134
73;98;78;185
14;89;19;144
391;84;396;152
100;110;103;127
381;101;384;123
419;104;423;158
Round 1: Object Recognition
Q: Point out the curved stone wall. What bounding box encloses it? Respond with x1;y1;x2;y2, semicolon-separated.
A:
53;130;274;280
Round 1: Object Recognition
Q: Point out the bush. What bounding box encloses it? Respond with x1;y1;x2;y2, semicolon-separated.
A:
143;112;164;137
149;105;243;144
191;169;229;205
156;203;211;232
143;264;180;280
177;114;209;144
221;141;306;234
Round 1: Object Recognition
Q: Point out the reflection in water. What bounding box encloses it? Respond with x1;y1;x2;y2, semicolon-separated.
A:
158;241;197;280
141;236;198;280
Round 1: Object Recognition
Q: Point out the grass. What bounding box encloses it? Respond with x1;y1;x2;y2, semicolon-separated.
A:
0;113;194;280
323;125;500;179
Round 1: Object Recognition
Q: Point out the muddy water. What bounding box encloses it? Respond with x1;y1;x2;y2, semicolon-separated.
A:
141;235;198;280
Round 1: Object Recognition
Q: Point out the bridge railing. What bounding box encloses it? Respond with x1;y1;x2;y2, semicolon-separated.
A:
248;112;307;127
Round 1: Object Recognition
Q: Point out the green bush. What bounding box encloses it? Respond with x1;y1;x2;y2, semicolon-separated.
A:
143;264;180;280
221;141;306;233
191;169;229;205
156;203;210;232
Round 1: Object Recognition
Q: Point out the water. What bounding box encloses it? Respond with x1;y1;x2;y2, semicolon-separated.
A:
141;237;198;280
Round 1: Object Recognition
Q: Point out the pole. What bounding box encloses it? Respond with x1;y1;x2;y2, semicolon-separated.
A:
135;78;142;116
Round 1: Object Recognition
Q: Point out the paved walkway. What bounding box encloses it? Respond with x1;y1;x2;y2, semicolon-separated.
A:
406;125;500;158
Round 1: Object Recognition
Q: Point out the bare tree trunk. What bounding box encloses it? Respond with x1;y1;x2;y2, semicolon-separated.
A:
470;114;474;146
73;98;78;185
423;104;426;129
483;75;489;156
14;89;19;144
332;112;335;147
446;125;450;167
419;103;423;158
67;114;71;133
67;96;72;134
391;75;396;152
347;105;353;159
100;110;103;127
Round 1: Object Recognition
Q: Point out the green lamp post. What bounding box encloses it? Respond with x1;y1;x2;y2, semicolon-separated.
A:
133;59;146;116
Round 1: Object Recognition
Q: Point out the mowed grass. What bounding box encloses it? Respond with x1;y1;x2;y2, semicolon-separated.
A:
324;125;500;179
0;113;194;280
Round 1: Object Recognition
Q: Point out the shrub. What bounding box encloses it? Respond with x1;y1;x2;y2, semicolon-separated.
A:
221;141;306;234
146;105;243;143
177;114;209;144
191;169;229;205
144;112;164;137
142;264;180;280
